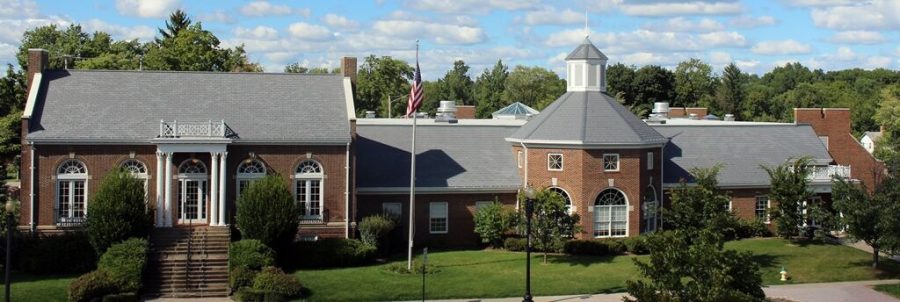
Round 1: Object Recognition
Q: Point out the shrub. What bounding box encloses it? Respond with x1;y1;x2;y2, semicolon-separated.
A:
230;266;258;290
236;175;299;249
358;214;396;251
21;232;96;274
473;201;516;248
85;169;153;255
251;266;304;297
385;260;439;274
564;240;610;256
625;235;650;255
605;238;627;254
284;238;376;268
97;238;148;293
234;288;287;302
67;270;115;302
503;237;526;252
101;293;139;302
230;239;276;270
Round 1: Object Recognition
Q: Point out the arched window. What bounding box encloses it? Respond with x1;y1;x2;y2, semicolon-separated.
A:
295;160;324;220
642;186;658;233
549;187;572;215
56;159;88;225
177;159;208;223
178;160;207;175
121;159;149;195
594;188;628;237
236;159;267;196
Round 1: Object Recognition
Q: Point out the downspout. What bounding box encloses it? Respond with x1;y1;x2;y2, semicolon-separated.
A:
29;144;35;233
659;144;665;231
345;142;351;239
519;142;528;210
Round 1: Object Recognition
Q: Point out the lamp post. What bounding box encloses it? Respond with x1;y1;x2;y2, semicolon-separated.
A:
522;186;536;302
385;94;408;118
5;200;14;302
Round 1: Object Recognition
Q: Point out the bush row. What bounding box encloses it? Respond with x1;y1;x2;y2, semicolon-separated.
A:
281;238;376;269
67;238;148;302
230;240;304;302
17;232;97;275
502;235;651;257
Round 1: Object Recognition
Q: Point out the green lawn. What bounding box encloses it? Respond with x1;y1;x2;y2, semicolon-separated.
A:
874;283;900;299
294;238;900;302
0;274;76;302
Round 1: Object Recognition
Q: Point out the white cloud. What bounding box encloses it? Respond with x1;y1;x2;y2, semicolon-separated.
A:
240;1;310;17
708;51;732;65
619;1;743;17
734;59;760;72
863;56;892;69
322;14;359;30
827;46;857;61
0;16;69;44
520;8;583;26
115;0;179;18
545;28;746;54
751;40;812;55
406;0;541;14
810;0;900;30
287;22;332;41
0;0;38;18
372;20;486;45
618;52;682;67
234;26;278;40
729;15;776;28
828;30;886;44
782;0;855;7
198;10;235;24
84;19;155;41
643;17;724;32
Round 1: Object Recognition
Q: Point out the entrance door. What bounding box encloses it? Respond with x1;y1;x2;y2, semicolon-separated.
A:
179;179;207;224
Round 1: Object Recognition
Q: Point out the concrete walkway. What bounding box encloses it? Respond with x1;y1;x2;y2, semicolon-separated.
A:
845;240;900;263
144;280;900;302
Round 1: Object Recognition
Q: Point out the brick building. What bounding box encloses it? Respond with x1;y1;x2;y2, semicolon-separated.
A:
18;36;883;247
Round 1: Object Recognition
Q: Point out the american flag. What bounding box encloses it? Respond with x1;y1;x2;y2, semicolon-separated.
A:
405;58;423;117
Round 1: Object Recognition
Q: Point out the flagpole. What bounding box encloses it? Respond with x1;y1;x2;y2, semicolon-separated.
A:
407;40;419;271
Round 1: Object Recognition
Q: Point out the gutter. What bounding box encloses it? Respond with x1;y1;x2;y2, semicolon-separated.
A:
29;144;35;232
344;142;350;239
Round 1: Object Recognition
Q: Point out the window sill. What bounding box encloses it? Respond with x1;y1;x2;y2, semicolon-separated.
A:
429;231;448;234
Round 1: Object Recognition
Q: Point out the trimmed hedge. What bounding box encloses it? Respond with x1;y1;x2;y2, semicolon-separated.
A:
605;238;627;254
283;238;376;268
230;239;276;271
234;267;304;302
230;266;258;290
20;232;96;274
564;239;610;256
624;235;650;255
67;270;115;302
358;215;396;253
85;169;153;255
235;175;299;249
503;237;526;252
97;238;148;292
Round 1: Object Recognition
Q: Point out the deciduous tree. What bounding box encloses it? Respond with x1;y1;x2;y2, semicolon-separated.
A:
524;188;579;263
474;60;508;118
664;165;734;234
355;55;413;117
674;58;714;107
832;176;900;269
762;157;813;239
503;65;565;110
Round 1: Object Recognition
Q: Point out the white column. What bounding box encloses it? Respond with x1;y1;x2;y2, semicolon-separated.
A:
155;151;164;227
209;152;219;226
218;152;228;226
164;152;174;227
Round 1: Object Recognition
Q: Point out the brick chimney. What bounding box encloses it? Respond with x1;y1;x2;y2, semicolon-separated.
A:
341;57;357;86
456;105;475;119
794;108;884;190
26;48;48;89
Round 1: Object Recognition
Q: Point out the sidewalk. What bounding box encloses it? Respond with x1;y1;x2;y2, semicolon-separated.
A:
845;240;900;263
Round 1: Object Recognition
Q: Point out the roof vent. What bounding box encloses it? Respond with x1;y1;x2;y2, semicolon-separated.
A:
688;113;699;120
703;114;719;120
652;102;669;119
435;100;458;123
724;114;735;121
365;111;376;118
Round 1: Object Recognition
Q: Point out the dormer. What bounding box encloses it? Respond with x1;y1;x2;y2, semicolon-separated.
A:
566;37;608;92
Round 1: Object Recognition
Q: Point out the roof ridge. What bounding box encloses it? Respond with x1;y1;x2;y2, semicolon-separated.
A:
517;92;572;140
54;69;343;77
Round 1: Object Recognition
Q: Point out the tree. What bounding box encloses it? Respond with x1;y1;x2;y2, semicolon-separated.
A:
143;23;261;72
85;168;153;255
283;63;308;74
760;62;817;95
674;58;714;107
626;229;765;302
762;157;813;239
832;176;900;269
435;60;475;106
503;66;565;110
355;55;413;117
0;66;25;166
874;84;900;174
473;201;516;248
712;63;747;118
474;60;508;118
606;63;636;105
156;9;192;43
525;188;580;263
633;65;675;114
664;165;734;234
235;175;299;249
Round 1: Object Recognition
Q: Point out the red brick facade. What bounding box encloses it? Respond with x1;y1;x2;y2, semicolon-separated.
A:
794;108;885;190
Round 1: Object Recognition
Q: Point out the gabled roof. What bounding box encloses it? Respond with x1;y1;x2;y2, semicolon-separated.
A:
506;91;668;146
27;70;352;144
565;37;608;60
492;102;539;118
863;131;883;141
356;120;521;192
653;124;833;187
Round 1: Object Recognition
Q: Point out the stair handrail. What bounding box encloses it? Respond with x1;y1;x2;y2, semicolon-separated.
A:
186;220;192;295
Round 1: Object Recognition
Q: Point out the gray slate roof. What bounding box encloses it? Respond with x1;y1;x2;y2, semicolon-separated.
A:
28;70;351;144
565;37;608;60
507;91;668;146
653;125;833;187
356;123;521;191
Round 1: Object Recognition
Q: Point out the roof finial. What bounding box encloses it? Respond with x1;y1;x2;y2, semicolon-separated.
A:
584;8;589;39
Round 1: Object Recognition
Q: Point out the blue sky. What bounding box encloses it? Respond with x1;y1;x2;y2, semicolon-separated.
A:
0;0;897;79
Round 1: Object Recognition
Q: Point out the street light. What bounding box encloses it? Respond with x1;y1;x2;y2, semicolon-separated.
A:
385;94;408;118
522;186;536;302
5;200;15;302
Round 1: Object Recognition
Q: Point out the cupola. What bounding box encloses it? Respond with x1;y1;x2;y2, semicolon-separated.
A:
565;36;608;92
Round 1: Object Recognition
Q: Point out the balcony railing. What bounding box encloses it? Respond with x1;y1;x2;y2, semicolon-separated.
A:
159;120;232;138
808;165;851;182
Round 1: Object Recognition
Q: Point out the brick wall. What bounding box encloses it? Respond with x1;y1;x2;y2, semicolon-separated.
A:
794;108;885;190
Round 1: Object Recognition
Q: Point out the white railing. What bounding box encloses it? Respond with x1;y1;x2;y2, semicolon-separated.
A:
159;120;228;138
808;165;851;182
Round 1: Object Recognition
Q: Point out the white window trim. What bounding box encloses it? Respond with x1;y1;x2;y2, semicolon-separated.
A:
236;159;267;197
548;153;563;171
294;160;325;221
121;159;149;199
429;202;449;234
593;188;629;238
517;151;523;168
56;160;89;225
647;152;654;170
549;186;573;215
756;195;770;224
603;153;620;172
176;159;209;224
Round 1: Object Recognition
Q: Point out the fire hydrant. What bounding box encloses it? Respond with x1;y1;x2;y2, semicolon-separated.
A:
780;266;789;281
